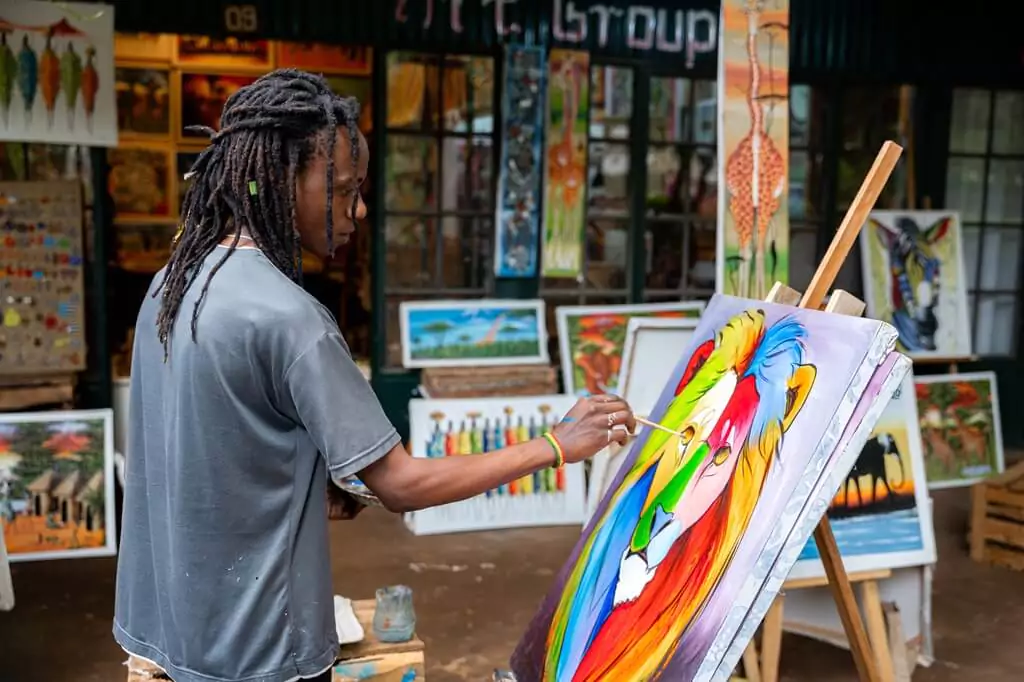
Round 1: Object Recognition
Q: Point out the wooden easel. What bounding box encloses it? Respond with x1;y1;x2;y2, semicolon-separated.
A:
733;141;906;682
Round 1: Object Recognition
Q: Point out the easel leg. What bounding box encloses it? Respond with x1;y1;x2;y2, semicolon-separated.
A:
760;597;784;682
860;580;896;682
742;641;762;682
813;521;881;682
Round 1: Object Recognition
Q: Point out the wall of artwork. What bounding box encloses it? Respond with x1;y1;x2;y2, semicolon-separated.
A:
107;33;375;375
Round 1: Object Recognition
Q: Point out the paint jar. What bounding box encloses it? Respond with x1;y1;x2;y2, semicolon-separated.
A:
372;585;416;643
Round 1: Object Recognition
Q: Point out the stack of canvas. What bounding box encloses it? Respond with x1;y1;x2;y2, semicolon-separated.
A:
511;294;911;681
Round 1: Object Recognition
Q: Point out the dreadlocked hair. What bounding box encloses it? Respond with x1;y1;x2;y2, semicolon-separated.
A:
154;68;361;358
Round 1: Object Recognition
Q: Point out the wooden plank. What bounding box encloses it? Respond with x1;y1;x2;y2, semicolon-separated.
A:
339;600;425;661
984;546;1024;572
760;599;784;682
783;568;891;591
813;520;882;682
333;651;425;682
883;602;913;682
824;290;866;317
860;581;896;682
741;642;762;682
984;487;1024;509
0;380;75;411
986;459;1024;487
766;282;802;306
988;503;1024;523
983;518;1024;550
970;484;988;561
0;530;13;612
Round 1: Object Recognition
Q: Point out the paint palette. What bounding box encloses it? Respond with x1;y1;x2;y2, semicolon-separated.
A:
0;181;87;375
336;476;384;508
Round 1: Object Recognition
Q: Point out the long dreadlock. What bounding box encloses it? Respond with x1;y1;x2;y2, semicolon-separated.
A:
154;69;361;358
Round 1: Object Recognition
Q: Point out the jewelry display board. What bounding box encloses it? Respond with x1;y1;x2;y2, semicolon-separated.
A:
0;180;87;375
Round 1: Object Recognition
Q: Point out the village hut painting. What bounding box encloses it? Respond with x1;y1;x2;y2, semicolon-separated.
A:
0;409;116;561
914;372;1004;489
556;302;706;396
399;300;549;369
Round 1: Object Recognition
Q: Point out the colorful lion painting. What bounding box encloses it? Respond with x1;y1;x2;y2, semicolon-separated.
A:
543;309;817;680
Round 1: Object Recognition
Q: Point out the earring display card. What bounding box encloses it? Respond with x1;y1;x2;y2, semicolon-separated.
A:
0;181;87;376
494;45;546;278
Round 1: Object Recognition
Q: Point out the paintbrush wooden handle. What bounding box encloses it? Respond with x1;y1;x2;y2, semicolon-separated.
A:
633;415;681;437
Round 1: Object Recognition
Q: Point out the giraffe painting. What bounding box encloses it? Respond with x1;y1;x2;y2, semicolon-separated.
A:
717;0;790;299
541;49;589;278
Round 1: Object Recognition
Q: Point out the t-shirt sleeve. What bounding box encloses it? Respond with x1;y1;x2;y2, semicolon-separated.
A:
281;331;400;479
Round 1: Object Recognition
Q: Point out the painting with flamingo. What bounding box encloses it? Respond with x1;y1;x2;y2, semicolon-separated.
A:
0;2;116;147
717;0;790;299
541;49;589;278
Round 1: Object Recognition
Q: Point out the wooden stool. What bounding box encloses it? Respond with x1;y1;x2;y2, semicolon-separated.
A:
970;460;1024;571
333;599;426;681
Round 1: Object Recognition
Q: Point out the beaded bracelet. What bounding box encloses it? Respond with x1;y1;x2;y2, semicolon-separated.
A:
542;432;566;468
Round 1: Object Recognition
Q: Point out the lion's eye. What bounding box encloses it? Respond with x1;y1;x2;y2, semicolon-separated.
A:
680;426;695;444
712;446;731;466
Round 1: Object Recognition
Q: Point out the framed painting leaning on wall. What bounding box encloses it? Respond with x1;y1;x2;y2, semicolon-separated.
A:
914;372;1004;489
0;409;117;562
860;210;972;358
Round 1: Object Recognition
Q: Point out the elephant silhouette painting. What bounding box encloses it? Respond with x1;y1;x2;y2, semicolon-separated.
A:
834;433;908;512
793;375;935;575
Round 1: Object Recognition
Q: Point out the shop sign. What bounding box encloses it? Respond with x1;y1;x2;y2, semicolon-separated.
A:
393;0;717;63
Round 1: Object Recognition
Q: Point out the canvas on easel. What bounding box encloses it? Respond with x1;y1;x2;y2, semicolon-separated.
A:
512;294;907;680
513;141;905;682
584;316;700;522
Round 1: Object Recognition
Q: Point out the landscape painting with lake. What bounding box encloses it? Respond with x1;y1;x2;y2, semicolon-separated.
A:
400;300;549;369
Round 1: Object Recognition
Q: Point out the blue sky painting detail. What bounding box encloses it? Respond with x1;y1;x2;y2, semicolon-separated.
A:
406;305;544;363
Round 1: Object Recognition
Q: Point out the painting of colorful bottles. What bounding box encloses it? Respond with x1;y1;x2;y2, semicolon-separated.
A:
0;2;117;147
406;395;587;536
424;404;566;496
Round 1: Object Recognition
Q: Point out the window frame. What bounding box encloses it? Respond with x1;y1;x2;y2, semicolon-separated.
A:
378;49;502;371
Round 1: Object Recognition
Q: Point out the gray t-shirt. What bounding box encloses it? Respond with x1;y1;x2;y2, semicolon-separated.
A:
114;246;400;682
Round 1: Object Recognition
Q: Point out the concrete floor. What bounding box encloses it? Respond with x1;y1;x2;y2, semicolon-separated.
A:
1;485;1022;682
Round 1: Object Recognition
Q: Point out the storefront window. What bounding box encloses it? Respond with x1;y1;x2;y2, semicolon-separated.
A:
382;52;496;368
788;84;827;290
947;89;1024;356
643;76;717;301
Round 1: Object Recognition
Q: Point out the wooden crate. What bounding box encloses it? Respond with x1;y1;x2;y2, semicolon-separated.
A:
970;460;1024;571
421;364;557;398
333;599;425;682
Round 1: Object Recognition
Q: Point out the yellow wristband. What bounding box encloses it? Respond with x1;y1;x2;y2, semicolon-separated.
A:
543;432;565;468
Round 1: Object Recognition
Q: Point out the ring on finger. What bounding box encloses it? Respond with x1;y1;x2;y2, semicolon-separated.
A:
607;412;616;427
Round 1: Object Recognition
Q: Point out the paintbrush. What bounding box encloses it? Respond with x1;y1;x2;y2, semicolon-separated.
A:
632;415;686;438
